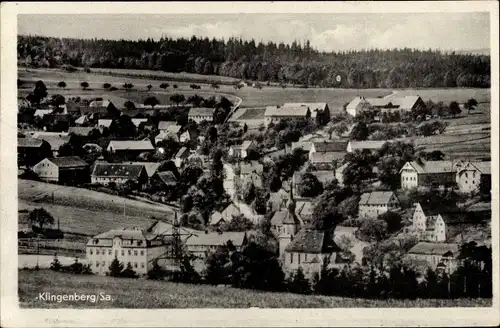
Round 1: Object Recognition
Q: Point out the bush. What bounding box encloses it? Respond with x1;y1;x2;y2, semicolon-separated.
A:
50;256;63;271
147;260;167;280
109;86;118;91
121;262;139;278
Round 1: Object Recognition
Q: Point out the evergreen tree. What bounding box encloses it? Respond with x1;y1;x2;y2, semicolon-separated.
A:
147;260;166;280
121;262;138;278
288;267;311;295
107;257;124;277
50;256;62;272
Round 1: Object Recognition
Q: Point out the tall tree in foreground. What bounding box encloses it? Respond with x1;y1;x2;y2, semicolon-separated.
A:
448;101;461;118
29;208;55;231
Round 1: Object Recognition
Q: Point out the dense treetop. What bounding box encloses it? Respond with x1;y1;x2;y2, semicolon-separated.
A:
18;35;490;88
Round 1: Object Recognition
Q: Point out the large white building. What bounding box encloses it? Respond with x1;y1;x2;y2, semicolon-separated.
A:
85;227;169;275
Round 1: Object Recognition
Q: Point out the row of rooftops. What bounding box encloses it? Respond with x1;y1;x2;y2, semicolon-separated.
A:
265;102;329;118
346;95;423;111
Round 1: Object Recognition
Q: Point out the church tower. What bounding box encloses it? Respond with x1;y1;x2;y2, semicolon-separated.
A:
278;182;301;259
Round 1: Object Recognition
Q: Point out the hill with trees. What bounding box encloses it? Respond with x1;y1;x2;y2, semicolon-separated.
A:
18;35;490;88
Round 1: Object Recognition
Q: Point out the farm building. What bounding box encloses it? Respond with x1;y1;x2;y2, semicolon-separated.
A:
32;156;89;185
309;141;347;167
406;242;459;272
150;171;178;189
86;227;169;276
282;102;330;125
400;160;457;189
91;163;149;186
264;105;311;126
32;134;70;157
456;161;491;194
98;119;113;128
345;96;426;117
122;162;161;178
106;140;155;159
188;107;215;123
358;191;400;218
283;228;341;279
17;137;52;167
131;118;148;128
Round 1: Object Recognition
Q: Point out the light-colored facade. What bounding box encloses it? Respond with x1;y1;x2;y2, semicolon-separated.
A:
456;161;491;193
358;191;400;218
86;228;168;276
411;203;447;242
188;108;215;123
406;242;458;271
400;161;457;189
32;156;89;185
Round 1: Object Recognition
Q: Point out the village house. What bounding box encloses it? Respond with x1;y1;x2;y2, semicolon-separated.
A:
295;197;315;225
180;130;196;143
185;231;248;260
122;162;161;178
17;137;52;167
282;102;330;125
228;140;256;159
150;171;178;190
106;140;155;159
264;105;311;126
86;227;169;276
32;133;70;157
174;147;190;168
210;203;241;226
346;140;389;153
358;191;400;218
406;242;459;272
34;109;53;118
155;125;182;143
409;202;462;242
400;160;457;189
309;141;347;168
188;107;215;123
283;228;341;278
223;163;237;199
456;161;491;194
91;163;149;186
32;156;89;185
345;95;426;117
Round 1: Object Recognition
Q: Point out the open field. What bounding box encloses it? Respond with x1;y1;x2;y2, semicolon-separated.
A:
18;179;175;236
390;88;490;104
18;270;491;308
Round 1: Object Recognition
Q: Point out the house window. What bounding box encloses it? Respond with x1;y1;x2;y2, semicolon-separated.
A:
96;262;100;267
121;250;124;256
140;250;144;256
134;250;138;256
298;254;301;264
96;249;99;255
90;249;93;255
305;254;307;261
134;262;138;268
141;263;145;268
128;250;132;256
290;253;293;264
108;249;112;255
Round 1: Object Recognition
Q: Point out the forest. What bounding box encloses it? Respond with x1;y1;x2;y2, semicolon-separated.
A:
18;35;490;88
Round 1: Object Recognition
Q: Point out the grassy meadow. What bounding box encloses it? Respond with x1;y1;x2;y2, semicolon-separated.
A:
18;270;492;308
18;179;174;236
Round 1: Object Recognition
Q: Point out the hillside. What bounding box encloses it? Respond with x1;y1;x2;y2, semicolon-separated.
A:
18;270;491;308
18;35;490;88
18;179;175;236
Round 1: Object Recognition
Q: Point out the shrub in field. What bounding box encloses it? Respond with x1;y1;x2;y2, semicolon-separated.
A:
160;82;169;90
57;81;66;89
109;86;118;91
103;83;111;89
50;256;63;272
80;82;89;90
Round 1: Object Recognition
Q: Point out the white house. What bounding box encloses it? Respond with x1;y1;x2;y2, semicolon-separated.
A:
358;191;400;218
347;140;388;153
228;140;256;159
456;161;491;193
264;105;311;126
174;147;190;168
406;242;459;272
400;161;457;189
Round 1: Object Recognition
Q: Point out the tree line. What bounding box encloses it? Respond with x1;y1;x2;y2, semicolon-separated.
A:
18;35;490;88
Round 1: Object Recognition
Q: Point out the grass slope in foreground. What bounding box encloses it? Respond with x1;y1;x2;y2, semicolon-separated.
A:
18;179;175;236
19;270;491;308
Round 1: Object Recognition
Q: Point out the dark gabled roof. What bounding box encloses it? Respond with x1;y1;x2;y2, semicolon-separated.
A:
270;209;301;226
312;141;347;152
47;156;88;168
359;191;396;206
418;201;459;216
68;127;102;136
92;163;145;179
18;137;44;148
157;171;177;185
285;229;341;254
175;147;189;158
408;242;459;256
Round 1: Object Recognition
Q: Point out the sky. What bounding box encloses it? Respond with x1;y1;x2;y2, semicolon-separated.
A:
18;13;490;52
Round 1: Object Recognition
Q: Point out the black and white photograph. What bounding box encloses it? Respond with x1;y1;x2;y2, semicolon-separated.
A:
1;1;498;327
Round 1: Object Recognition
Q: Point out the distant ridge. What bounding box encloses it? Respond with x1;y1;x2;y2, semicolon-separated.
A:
452;48;490;56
